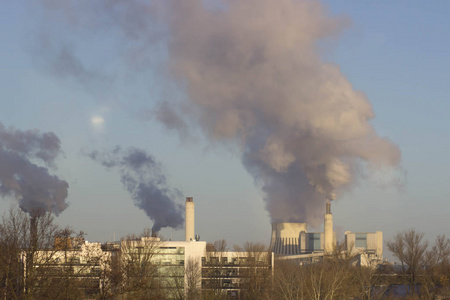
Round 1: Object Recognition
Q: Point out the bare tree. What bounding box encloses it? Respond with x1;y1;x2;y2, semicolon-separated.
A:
271;242;361;300
0;207;28;299
353;266;387;300
418;235;450;298
202;240;229;300
329;241;357;263
97;246;122;299
24;209;61;296
0;206;81;299
115;230;163;299
185;258;201;300
428;235;450;279
305;258;356;300
273;257;356;300
387;229;428;296
32;229;89;300
238;242;272;300
214;240;227;254
272;260;304;300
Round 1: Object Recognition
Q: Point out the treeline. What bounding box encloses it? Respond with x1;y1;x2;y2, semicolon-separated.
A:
1;206;450;299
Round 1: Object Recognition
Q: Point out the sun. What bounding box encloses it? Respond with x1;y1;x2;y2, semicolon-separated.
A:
91;116;105;125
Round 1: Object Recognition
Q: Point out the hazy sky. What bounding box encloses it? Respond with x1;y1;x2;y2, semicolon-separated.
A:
1;1;449;252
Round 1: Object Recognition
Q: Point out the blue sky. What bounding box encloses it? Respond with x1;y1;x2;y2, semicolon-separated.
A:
324;1;450;242
1;1;449;253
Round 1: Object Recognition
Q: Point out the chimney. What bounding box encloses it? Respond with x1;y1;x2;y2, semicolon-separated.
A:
185;197;195;242
324;200;333;253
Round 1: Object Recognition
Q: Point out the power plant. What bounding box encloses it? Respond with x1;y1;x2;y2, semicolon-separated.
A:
25;195;384;299
181;196;383;266
270;200;382;265
269;201;338;256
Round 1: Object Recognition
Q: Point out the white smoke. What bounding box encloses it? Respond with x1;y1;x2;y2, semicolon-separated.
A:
35;0;401;226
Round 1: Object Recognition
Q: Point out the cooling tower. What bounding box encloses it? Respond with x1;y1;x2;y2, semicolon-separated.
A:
270;222;307;255
185;197;195;241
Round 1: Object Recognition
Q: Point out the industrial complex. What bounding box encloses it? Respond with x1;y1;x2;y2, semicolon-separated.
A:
269;199;383;267
27;197;383;298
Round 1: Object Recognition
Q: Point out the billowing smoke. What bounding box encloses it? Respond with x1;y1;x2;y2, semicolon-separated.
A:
0;122;69;215
88;147;184;232
36;0;401;226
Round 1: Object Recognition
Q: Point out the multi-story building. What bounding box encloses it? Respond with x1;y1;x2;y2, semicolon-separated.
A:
344;231;383;267
201;249;273;299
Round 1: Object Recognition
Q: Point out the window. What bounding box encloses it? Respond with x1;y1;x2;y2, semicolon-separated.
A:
309;233;321;250
355;233;367;249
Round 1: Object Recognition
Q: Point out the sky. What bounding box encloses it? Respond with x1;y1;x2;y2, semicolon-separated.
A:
0;0;449;254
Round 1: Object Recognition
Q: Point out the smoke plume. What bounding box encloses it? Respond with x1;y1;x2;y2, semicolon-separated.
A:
36;0;401;226
88;147;184;232
0;123;69;215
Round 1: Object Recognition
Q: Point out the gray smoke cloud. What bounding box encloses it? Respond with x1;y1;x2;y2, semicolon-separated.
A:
36;0;401;226
0;123;69;215
87;147;184;232
32;35;114;97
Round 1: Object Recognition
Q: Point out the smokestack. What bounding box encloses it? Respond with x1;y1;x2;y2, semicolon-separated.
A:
185;197;194;242
30;214;38;251
324;199;333;253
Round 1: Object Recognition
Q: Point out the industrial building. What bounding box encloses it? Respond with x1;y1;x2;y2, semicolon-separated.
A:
28;197;272;299
26;196;382;298
344;231;383;267
269;199;383;267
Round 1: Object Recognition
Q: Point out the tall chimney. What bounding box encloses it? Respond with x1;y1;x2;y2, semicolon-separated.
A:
324;199;333;253
185;197;195;242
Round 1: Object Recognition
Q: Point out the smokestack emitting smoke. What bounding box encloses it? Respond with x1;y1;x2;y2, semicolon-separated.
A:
37;0;401;226
88;147;184;232
0;122;69;215
324;200;333;253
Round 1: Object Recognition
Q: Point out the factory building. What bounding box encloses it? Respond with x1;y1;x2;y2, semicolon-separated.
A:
270;222;337;255
345;231;383;267
269;200;383;267
201;247;273;298
270;200;337;256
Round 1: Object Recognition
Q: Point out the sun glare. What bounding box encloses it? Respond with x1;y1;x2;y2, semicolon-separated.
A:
91;116;105;125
